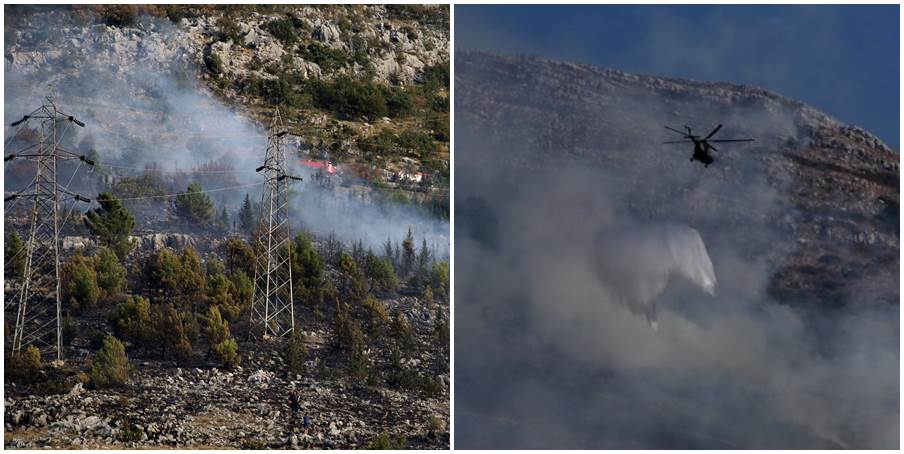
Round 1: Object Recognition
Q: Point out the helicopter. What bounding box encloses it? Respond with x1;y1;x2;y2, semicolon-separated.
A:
663;124;754;167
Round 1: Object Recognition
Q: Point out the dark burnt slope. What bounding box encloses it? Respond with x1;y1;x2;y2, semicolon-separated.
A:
456;50;898;307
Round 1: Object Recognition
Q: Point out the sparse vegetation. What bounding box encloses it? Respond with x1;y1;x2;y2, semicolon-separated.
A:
205;51;225;75
3;5;449;448
216;15;243;44
367;432;407;449
263;16;298;45
298;41;349;73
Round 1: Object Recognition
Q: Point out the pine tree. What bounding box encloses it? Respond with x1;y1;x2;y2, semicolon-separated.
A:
174;182;215;224
413;239;432;289
205;306;239;367
238;193;255;233
94;247;126;303
401;227;415;278
4;232;26;279
382;236;394;265
84;193;135;259
62;252;100;313
218;205;230;231
90;335;131;388
151;303;193;363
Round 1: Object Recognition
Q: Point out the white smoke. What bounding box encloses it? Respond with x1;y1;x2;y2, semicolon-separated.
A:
593;223;716;327
455;109;898;449
4;9;449;256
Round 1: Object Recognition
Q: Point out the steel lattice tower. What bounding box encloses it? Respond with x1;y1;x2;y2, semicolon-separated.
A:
5;98;92;361
250;109;302;338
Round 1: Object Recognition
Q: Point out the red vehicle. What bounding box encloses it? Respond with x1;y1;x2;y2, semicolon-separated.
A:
300;159;338;174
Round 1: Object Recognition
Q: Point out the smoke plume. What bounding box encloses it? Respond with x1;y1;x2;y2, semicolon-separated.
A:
4;9;449;256
454;53;898;449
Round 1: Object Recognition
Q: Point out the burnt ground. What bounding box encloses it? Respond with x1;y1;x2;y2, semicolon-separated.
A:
5;295;450;449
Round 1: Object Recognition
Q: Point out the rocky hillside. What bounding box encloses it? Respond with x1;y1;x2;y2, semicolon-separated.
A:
456;50;898;307
5;5;450;184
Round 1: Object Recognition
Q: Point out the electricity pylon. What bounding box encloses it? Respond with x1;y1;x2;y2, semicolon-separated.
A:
5;97;93;361
250;109;302;339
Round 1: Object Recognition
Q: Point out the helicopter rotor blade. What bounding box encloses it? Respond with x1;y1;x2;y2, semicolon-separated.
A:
705;142;718;152
664;126;688;136
704;124;723;140
708;139;755;143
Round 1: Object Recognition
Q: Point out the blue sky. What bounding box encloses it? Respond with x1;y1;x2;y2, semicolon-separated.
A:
456;5;900;149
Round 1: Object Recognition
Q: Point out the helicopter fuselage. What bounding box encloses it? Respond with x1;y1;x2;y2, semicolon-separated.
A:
691;140;714;166
664;124;753;168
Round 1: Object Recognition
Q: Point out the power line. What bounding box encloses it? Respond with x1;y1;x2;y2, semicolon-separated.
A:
99;181;265;202
93;162;259;175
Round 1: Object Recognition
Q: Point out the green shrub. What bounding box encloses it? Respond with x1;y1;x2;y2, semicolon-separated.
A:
205;52;225;76
290;233;326;295
397;130;436;157
263;17;296;45
310;76;389;120
94;247;126;302
7;345;42;383
427;114;449;141
361;295;389;332
148;248;182;297
216;15;243;43
384;87;413;117
391;311;414;348
367;432;407;449
229;271;253;314
364;253;398;294
102;5;138;28
336;252;366;304
205;306;240;367
62;252;100;313
212;337;240;367
62;314;77;346
433;307;449;346
204;305;229;345
420;374;442;396
164;5;189;23
224;236;256;275
298;41;349;73
178;246;206;302
429;94;449;113
427;415;445;436
109;296;151;345
431;261;449;299
421;61;450;91
332;305;365;354
90;335;130;388
284;331;308;374
150;303;194;363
